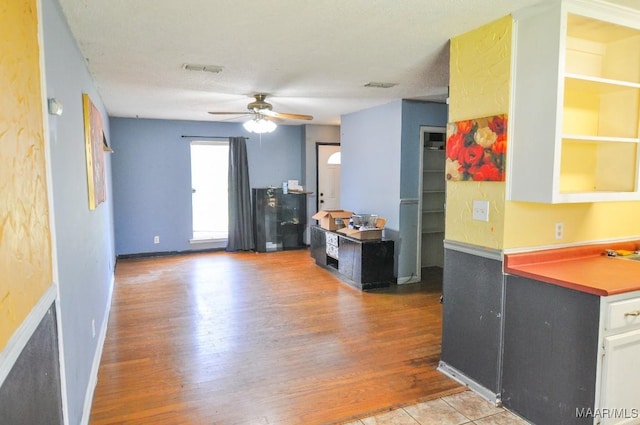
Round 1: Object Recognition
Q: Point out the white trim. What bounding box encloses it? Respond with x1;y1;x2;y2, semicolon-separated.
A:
80;273;115;425
36;0;69;420
0;285;57;388
189;239;228;250
445;236;640;258
505;13;517;200
593;295;608;423
189;238;228;244
437;361;502;407
443;240;503;261
190;139;229;146
53;295;69;425
416;128;424;283
417;125;447;279
502;235;640;255
397;275;419;285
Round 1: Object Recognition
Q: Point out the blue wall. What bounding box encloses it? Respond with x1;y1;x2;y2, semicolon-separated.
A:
110;118;304;255
400;101;449;197
340;100;448;281
42;0;116;422
341;100;403;225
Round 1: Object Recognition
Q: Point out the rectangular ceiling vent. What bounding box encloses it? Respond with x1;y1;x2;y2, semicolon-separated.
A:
183;63;224;74
364;81;397;88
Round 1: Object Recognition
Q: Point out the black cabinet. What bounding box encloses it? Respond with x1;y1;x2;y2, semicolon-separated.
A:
252;188;307;252
310;225;394;290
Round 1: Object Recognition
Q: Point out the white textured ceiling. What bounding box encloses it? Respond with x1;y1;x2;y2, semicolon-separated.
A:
57;0;639;125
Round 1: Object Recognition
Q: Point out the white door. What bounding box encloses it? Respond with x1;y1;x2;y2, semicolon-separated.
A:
599;328;640;425
317;145;341;210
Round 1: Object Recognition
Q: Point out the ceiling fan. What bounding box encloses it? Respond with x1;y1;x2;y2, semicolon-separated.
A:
208;93;313;121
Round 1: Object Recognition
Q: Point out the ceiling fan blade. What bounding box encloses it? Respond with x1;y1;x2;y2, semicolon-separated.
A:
261;110;313;121
216;114;250;123
208;111;251;116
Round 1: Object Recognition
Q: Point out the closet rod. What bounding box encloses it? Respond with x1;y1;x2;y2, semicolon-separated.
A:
181;135;248;139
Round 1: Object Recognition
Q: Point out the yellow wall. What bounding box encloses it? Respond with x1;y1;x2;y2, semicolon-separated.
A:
448;14;640;250
446;15;512;249
0;0;53;350
504;201;640;249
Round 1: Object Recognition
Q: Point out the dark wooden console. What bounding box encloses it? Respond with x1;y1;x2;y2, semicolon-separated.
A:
310;225;394;290
252;188;307;252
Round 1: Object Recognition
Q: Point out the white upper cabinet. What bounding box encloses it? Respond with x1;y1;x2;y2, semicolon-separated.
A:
508;0;640;203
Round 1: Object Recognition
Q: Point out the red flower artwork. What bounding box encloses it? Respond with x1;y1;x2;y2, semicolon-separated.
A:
445;114;507;182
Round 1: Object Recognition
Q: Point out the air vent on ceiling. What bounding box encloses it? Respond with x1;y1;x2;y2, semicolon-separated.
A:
182;63;224;74
364;81;397;88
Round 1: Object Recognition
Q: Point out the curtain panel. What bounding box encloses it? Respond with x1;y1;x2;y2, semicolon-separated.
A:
227;137;254;251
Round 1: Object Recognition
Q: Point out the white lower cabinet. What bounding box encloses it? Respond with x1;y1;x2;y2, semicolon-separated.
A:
597;293;640;425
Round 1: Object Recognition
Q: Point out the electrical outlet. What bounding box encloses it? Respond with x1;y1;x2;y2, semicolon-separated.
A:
154;235;160;244
472;200;490;222
555;222;564;240
91;319;96;338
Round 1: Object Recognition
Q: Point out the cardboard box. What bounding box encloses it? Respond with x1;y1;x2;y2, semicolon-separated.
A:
312;209;354;231
336;217;386;240
336;227;383;240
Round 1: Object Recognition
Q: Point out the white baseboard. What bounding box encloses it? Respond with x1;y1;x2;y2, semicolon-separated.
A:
397;275;420;284
80;273;115;425
0;285;57;388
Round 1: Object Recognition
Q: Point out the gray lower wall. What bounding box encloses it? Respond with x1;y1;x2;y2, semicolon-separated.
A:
441;246;504;394
0;305;63;425
441;244;601;424
502;275;599;424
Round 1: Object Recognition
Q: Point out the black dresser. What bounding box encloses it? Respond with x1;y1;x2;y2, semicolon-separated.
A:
310;225;394;290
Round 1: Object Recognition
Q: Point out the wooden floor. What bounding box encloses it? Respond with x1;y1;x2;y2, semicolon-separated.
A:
89;250;463;425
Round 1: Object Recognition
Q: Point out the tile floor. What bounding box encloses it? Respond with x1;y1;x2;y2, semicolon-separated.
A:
341;390;532;425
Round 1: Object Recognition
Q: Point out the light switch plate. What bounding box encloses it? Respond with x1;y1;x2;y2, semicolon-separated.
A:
473;200;490;222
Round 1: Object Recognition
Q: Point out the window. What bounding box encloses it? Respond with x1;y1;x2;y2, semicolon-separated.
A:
190;141;229;241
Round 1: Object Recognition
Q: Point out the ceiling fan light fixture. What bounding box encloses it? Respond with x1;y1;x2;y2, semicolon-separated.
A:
243;116;277;134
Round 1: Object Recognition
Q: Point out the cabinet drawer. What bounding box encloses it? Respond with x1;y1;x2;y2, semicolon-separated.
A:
606;298;640;332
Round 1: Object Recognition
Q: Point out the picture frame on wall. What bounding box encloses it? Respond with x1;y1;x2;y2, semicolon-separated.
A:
82;93;106;210
445;114;507;182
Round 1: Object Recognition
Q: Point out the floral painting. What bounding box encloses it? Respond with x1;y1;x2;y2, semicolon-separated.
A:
445;114;507;181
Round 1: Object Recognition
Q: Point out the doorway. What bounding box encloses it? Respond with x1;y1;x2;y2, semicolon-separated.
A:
190;140;229;241
316;144;341;211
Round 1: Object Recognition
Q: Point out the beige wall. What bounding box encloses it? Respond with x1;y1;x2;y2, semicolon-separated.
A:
0;0;53;350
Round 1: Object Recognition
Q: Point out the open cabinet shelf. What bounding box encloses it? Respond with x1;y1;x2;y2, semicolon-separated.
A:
421;131;446;268
509;1;640;203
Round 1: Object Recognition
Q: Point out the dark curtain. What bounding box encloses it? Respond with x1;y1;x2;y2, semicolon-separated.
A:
227;137;254;251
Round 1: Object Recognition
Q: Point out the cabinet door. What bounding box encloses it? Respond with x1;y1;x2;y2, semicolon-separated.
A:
599;328;640;425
